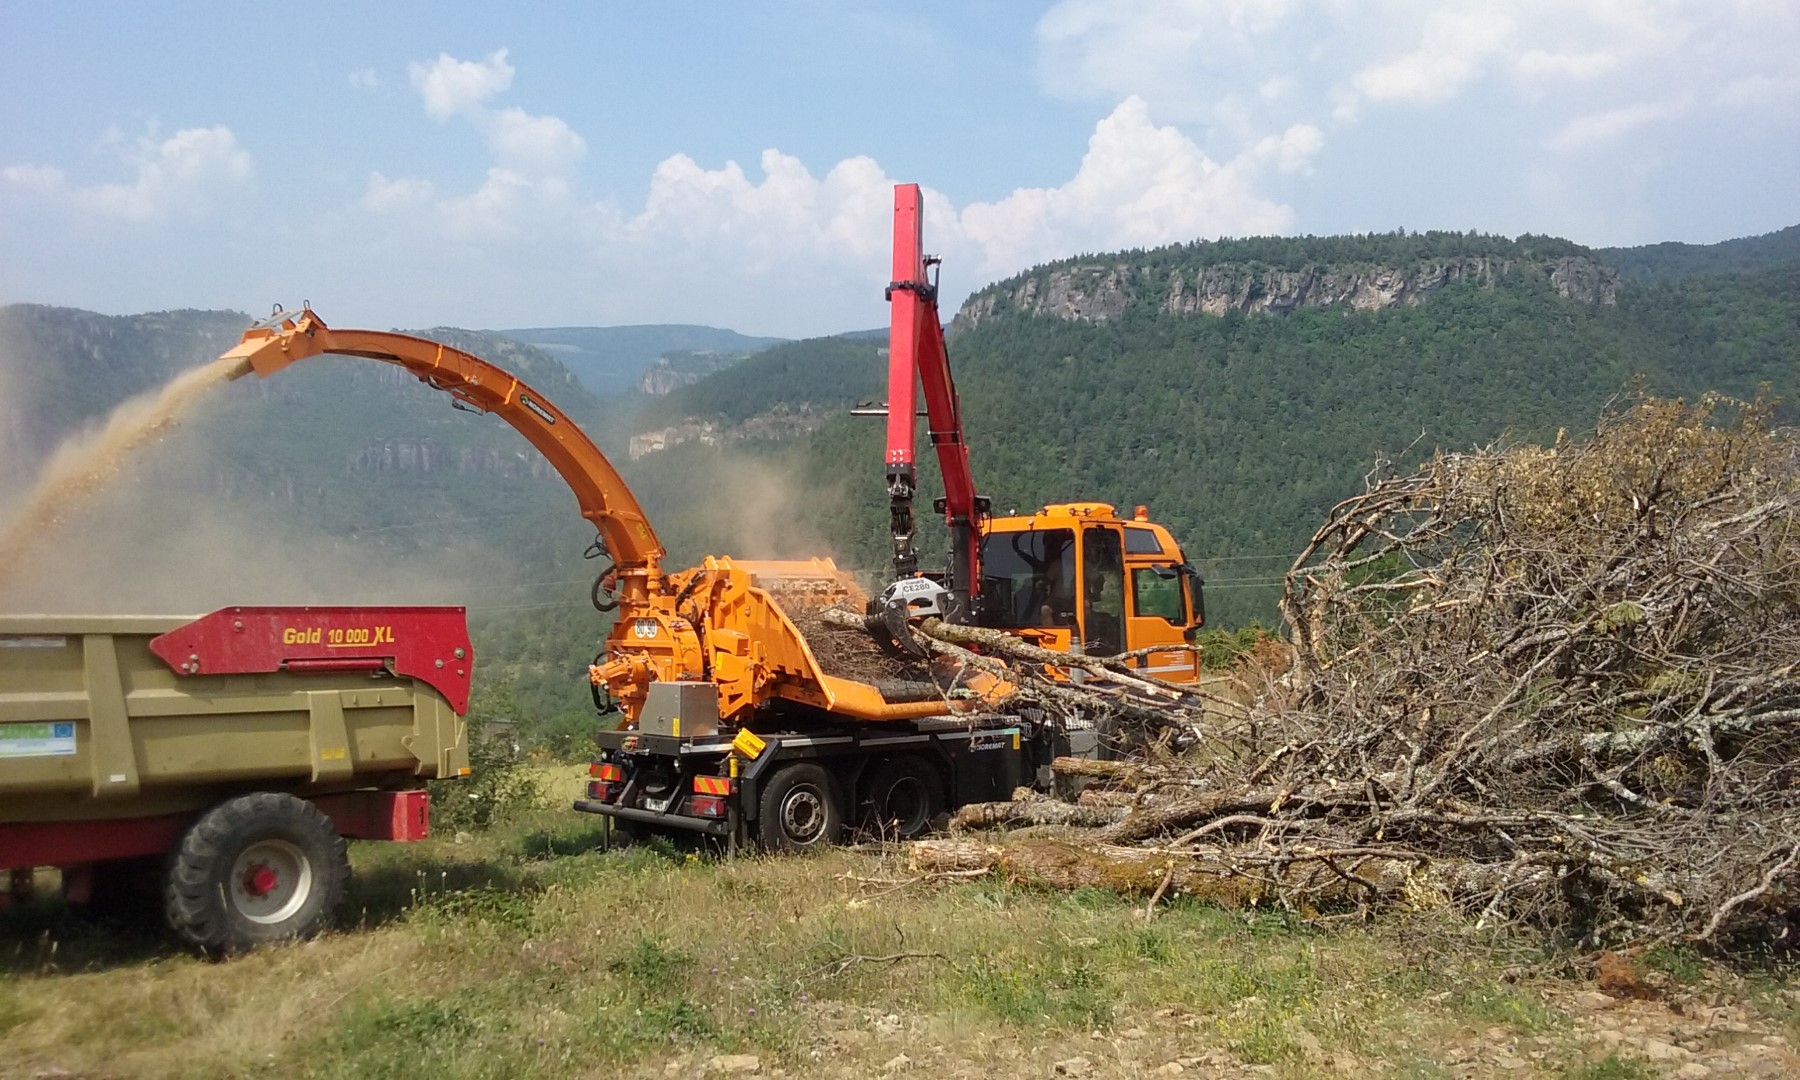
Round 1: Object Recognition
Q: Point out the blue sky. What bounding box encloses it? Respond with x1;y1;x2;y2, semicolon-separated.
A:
2;1;1796;337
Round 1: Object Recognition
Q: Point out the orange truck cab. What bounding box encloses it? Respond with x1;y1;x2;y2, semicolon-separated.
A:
975;502;1204;681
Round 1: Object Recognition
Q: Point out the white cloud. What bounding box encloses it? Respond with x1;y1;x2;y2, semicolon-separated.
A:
361;172;433;212
1258;76;1295;102
1514;49;1618;84
1249;123;1325;174
347;60;1314;331
409;48;513;122
347;67;383;90
367;49;585;241
1;163;65;192
628;150;896;269
1714;72;1800;108
958;97;1313;273
2;125;251;222
1546;100;1690;153
481;106;586;173
1350;7;1514;107
1035;0;1797;136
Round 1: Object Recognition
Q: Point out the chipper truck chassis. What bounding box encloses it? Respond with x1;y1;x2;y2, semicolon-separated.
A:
0;606;471;954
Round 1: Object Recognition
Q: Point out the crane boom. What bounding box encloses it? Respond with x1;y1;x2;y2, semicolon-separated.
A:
884;183;985;619
218;308;665;576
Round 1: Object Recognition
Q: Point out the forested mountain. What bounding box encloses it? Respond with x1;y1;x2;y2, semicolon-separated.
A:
1600;224;1800;284
497;324;785;394
640;225;1800;629
640;337;886;426
4;219;1794;752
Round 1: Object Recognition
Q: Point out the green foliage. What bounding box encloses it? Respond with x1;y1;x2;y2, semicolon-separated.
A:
327;993;499;1080
1600;224;1800;284
976;231;1594;305
1450;984;1567;1034
409;886;538;933
1639;944;1706;985
955;954;1114;1027
634;335;886;428
1193;622;1281;669
428;675;541;832
610;935;698;997
1562;1053;1656;1080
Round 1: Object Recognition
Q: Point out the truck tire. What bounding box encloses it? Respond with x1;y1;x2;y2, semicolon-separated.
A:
863;755;946;839
756;763;843;852
164;792;349;956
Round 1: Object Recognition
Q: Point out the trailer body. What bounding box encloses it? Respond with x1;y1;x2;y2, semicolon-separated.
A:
0;606;470;953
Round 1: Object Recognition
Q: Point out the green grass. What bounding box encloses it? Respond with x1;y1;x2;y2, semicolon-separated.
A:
1561;1053;1656;1080
1451;982;1569;1034
0;807;1793;1078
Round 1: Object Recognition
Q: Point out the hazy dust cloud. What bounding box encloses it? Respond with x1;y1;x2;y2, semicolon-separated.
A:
643;450;853;571
0;354;253;591
0;348;515;616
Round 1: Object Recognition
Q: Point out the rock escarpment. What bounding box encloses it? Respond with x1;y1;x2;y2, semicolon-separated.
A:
953;254;1619;332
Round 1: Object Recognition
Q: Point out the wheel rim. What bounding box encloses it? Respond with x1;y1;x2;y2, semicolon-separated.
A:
882;776;930;834
779;786;827;844
228;839;313;925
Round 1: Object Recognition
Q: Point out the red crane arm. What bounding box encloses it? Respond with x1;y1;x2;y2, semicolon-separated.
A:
885;183;984;613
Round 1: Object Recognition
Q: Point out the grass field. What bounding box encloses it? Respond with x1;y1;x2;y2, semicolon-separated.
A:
2;768;1796;1079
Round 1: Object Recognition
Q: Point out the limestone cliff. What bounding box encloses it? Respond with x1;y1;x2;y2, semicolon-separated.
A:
348;438;558;479
952;252;1619;332
628;404;827;459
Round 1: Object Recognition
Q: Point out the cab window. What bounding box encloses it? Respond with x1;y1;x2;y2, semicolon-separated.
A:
1131;567;1186;624
1123;526;1165;555
1081;526;1126;656
977;528;1076;629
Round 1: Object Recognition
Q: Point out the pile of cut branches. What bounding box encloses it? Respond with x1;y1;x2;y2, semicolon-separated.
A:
918;395;1800;950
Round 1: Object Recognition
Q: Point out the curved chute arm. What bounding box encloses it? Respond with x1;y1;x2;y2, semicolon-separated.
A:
219;310;665;571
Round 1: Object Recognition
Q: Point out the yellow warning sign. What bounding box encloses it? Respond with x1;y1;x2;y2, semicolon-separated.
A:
731;729;767;760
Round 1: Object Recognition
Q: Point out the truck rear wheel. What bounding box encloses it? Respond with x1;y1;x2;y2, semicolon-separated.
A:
164;792;349;956
756;763;843;852
864;755;946;839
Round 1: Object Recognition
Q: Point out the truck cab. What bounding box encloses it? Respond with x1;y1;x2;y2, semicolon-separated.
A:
975;502;1204;682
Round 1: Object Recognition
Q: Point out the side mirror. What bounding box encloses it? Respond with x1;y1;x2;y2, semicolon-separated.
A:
1180;564;1206;628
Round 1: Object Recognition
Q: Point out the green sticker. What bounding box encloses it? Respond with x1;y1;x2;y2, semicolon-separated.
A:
0;721;77;757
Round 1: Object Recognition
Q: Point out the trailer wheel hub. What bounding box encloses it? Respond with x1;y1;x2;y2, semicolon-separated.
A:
243;864;279;897
228;838;313;924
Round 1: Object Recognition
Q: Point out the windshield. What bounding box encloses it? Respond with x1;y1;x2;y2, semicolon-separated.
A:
977;528;1076;629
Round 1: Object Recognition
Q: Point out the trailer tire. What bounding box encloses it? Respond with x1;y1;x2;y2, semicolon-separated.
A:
756;763;843;852
863;755;946;839
164;792;349;956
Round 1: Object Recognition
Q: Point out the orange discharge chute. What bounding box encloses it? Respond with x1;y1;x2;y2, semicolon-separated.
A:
218;308;1005;727
219;308;665;584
